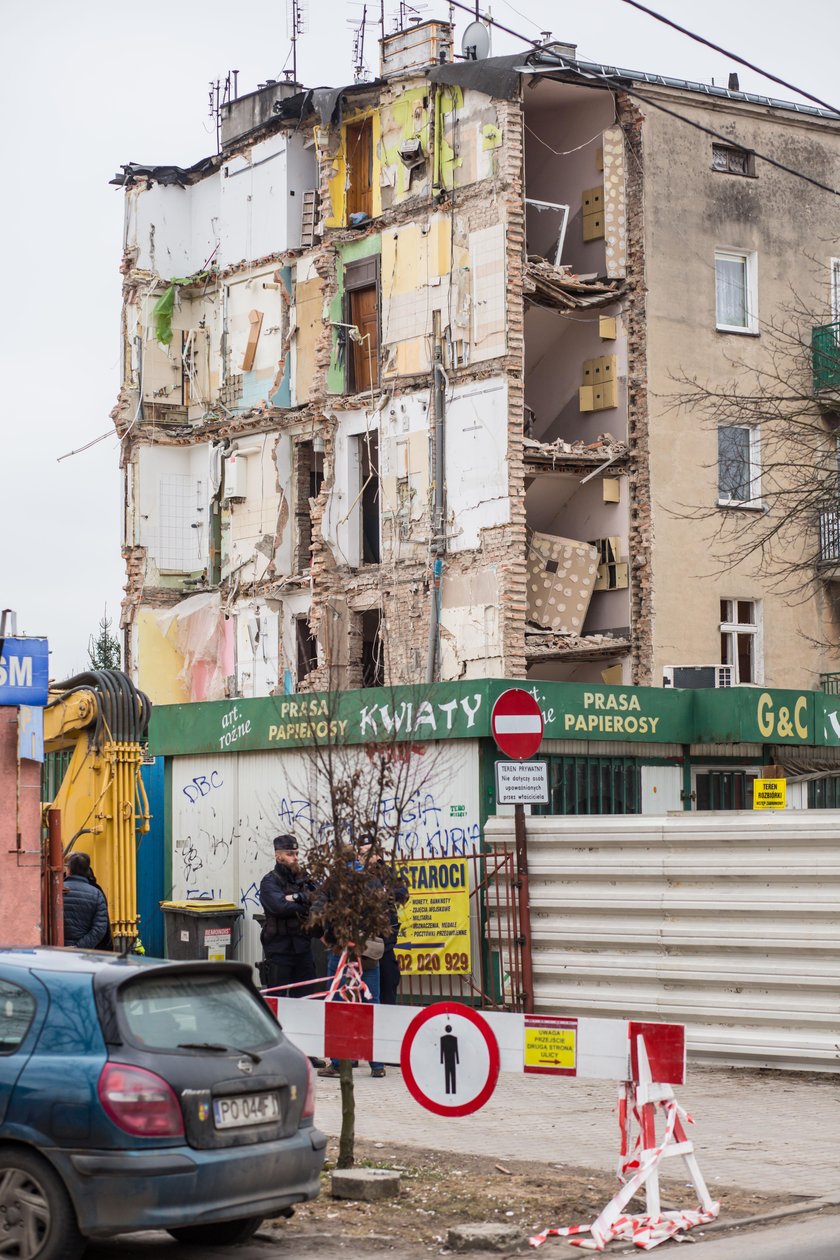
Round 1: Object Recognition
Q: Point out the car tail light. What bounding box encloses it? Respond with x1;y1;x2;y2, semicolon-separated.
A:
302;1057;315;1119
98;1062;184;1137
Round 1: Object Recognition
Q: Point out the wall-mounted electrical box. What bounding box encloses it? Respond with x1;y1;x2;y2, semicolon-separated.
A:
582;185;605;241
223;454;247;500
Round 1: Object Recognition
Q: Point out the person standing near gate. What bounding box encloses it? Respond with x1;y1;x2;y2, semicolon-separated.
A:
259;834;319;999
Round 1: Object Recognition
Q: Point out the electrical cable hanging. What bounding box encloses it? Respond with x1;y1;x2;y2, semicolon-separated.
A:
618;0;840;117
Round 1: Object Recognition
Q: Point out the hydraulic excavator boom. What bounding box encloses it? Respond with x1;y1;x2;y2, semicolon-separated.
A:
43;670;152;948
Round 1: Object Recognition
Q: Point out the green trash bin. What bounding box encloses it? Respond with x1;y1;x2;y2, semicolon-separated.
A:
160;900;244;962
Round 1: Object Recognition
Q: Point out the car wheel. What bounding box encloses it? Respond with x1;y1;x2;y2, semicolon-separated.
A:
166;1216;264;1245
0;1146;85;1260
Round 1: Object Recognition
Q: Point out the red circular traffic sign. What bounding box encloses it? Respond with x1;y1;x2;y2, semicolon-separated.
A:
491;688;544;760
400;1002;500;1117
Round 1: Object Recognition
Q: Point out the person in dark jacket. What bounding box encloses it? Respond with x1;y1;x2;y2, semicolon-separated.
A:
63;852;110;950
258;834;319;998
64;851;114;950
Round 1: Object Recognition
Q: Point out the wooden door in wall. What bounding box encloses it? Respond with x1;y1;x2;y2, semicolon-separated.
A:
346;119;373;220
349;284;379;393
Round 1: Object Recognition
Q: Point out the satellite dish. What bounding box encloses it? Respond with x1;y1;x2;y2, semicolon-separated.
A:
461;20;491;61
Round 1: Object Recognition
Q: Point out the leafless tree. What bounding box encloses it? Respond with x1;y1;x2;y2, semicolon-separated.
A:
282;678;447;1169
665;274;840;647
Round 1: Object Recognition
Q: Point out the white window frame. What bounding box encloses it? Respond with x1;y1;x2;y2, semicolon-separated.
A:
831;257;840;324
717;424;762;509
720;598;763;685
715;249;758;334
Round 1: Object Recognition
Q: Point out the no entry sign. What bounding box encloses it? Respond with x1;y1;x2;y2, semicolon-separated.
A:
491;689;544;760
400;1002;500;1117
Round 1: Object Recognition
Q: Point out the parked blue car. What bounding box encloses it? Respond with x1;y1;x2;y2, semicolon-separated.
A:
0;948;326;1259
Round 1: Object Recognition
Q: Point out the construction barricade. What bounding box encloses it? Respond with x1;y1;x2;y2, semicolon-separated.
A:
266;969;719;1253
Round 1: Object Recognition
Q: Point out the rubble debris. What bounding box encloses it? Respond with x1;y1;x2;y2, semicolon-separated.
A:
524;256;625;310
523;433;628;468
524;626;631;662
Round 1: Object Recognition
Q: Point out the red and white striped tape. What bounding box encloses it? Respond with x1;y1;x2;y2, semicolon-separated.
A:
529;1038;718;1251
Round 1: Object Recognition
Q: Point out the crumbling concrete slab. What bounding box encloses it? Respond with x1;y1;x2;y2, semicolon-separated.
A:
330;1167;401;1201
447;1221;524;1251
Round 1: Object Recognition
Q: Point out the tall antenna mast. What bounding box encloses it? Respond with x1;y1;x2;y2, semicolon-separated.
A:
289;0;307;85
352;5;368;82
208;71;239;154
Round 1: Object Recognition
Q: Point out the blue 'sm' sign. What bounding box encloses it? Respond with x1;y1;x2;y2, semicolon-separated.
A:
0;638;49;706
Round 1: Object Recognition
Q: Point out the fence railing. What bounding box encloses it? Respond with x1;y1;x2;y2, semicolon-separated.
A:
819;508;840;562
812;322;840;392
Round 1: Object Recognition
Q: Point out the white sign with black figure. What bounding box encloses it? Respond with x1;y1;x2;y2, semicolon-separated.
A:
495;760;549;804
400;1002;500;1116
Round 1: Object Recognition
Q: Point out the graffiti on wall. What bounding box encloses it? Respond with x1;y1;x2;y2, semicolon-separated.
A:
171;745;481;939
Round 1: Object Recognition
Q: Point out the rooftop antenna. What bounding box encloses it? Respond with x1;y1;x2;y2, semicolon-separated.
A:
289;0;307;86
398;1;428;28
351;5;370;82
208;71;239;154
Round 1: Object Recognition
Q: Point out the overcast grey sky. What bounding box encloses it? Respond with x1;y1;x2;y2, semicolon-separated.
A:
1;0;836;678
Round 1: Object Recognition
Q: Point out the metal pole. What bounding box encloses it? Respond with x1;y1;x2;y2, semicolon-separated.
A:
514;802;534;1011
47;809;64;947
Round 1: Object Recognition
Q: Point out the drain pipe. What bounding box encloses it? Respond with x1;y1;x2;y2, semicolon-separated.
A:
426;314;447;684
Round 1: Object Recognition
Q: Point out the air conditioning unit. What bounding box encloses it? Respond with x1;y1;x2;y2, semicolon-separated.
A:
662;665;734;689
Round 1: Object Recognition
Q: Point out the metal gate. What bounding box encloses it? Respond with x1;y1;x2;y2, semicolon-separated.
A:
399;846;524;1010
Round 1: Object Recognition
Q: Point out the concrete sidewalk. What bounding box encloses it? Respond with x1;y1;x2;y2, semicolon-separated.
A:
314;1063;840;1198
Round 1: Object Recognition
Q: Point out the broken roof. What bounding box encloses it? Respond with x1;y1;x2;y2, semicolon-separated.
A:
517;48;840;121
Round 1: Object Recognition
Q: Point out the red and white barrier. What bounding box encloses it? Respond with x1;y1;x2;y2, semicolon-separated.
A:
267;989;716;1248
529;1037;719;1251
268;995;686;1085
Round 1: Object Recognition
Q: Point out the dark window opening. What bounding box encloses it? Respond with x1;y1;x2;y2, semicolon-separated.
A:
695;771;753;810
345;117;373;220
296;617;318;685
295;440;324;575
359;432;380;564
533;756;640;816
361;609;384;688
711;144;755;177
808;777;840;808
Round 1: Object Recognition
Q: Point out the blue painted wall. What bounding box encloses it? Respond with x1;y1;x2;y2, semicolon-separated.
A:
137;757;165;958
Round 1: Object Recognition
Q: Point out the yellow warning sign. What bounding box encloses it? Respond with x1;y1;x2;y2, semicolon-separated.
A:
523;1016;577;1075
753;778;786;810
394;858;471;976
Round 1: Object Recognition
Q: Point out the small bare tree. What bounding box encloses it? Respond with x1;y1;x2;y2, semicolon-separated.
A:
281;682;447;1169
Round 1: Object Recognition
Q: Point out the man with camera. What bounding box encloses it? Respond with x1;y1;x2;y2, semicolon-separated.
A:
258;833;320;999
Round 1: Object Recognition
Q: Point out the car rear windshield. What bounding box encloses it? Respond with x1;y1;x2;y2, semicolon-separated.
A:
118;972;280;1052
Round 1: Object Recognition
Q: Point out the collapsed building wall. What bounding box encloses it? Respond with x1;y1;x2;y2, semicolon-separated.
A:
113;29;641;704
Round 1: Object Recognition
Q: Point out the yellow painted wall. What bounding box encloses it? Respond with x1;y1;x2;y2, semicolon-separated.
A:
323;110;383;228
137;610;190;705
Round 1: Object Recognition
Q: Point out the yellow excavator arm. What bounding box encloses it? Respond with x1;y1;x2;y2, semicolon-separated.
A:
43;670;152;946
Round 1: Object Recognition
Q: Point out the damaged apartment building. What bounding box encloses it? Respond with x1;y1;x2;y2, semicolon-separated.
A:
113;20;840;704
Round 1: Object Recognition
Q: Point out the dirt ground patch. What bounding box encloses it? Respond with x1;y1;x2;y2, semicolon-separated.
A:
262;1137;807;1253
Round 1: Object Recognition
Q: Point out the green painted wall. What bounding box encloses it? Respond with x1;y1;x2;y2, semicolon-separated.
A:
327;235;382;394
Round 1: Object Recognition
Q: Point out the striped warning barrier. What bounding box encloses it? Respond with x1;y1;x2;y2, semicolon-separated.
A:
528;1037;719;1251
268;996;687;1085
267;987;715;1247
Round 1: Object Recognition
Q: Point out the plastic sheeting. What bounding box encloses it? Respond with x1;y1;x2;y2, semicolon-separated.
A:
156;592;232;702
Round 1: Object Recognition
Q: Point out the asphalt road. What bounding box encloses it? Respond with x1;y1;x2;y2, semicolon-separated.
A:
84;1212;840;1258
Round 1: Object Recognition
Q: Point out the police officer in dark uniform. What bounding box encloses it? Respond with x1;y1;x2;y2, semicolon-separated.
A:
258;834;319;998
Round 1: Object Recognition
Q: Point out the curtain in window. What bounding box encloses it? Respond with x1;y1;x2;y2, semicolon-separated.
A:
716;256;747;326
